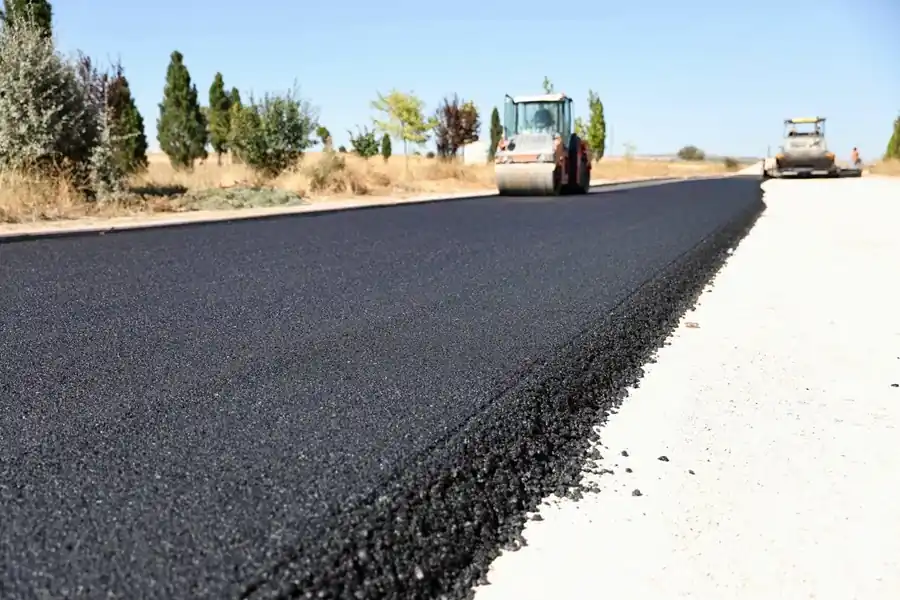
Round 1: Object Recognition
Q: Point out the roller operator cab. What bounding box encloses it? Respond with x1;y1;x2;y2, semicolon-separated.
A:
769;117;839;178
494;93;592;196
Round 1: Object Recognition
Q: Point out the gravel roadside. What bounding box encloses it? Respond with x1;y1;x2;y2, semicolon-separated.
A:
472;177;900;600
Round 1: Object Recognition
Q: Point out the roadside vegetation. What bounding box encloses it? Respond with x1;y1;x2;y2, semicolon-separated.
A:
1;3;742;225
871;114;900;176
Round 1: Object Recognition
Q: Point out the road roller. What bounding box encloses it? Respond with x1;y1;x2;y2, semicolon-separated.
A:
764;116;844;179
494;93;592;196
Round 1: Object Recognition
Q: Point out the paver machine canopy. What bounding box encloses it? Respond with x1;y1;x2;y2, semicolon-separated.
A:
784;116;826;137
494;93;591;196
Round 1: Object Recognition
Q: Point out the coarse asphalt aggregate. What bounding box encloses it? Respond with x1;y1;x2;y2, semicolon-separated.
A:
0;176;764;600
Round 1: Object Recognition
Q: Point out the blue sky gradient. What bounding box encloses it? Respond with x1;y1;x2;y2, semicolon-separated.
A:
52;0;899;159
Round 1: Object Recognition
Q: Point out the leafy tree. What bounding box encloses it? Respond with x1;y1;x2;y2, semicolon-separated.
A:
380;134;391;162
348;125;378;158
315;125;331;148
338;145;347;153
371;89;435;170
0;18;95;173
886;114;900;159
207;72;231;165
586;90;606;160
677;145;705;161
157;50;207;169
228;85;318;178
433;94;479;159
488;106;502;161
2;0;52;38
542;76;553;93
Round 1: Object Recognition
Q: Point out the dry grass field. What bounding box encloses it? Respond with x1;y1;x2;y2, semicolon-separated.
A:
0;151;738;225
869;159;900;176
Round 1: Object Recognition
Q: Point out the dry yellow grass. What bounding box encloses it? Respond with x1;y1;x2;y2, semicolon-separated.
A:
869;159;900;176
0;152;736;225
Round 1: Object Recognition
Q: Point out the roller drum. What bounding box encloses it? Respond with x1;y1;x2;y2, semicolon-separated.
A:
495;163;559;196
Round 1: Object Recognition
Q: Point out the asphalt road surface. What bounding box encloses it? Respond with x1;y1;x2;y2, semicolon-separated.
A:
0;177;764;600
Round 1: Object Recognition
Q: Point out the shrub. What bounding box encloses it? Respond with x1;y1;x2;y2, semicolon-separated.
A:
723;157;739;171
228;85;318;179
677;145;706;161
0;20;97;174
348;125;379;158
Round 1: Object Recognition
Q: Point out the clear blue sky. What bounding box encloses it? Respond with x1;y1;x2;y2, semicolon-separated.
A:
53;0;898;159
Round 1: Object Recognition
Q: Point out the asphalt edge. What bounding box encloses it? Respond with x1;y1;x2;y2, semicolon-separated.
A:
239;178;768;600
0;176;717;245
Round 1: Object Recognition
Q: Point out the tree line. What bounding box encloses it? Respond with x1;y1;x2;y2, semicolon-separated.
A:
7;0;892;200
0;2;617;191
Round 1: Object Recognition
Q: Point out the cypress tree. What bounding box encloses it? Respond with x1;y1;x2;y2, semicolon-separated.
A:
157;50;207;169
488;106;502;161
380;134;391;162
207;72;231;165
227;87;243;163
229;87;242;109
586;90;607;160
107;65;148;174
2;0;52;37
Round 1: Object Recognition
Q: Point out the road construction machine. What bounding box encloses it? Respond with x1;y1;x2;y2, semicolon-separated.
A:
764;117;842;179
494;93;591;195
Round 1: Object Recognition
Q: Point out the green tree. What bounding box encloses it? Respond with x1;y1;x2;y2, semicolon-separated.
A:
348;125;378;158
586;90;606;160
157;50;207;169
886;114;900;159
488;106;502;161
207;72;231;165
542;76;553;93
380;134;391;162
371;89;434;171
315;125;331;148
228;85;317;178
106;62;148;174
2;0;52;37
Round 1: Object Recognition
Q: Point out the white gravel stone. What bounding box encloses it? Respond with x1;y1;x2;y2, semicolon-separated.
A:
473;177;900;600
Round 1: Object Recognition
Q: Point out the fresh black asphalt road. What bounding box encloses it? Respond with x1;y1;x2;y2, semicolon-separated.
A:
0;177;764;599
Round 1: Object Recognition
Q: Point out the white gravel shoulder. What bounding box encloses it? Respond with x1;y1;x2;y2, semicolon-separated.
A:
473;177;900;600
